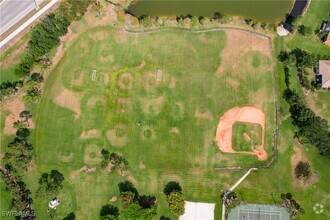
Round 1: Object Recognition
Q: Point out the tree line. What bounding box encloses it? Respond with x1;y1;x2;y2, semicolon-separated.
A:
278;49;330;158
278;48;330;90
99;181;185;219
1;110;34;219
0;0;94;101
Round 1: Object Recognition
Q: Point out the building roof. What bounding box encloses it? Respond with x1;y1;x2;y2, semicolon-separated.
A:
319;60;330;88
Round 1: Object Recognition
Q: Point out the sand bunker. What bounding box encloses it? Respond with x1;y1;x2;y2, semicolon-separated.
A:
216;106;267;160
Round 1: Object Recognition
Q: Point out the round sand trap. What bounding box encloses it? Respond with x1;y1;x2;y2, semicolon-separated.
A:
216;106;267;160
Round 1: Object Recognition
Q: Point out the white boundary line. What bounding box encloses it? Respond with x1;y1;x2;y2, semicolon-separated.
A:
239;209;281;220
0;0;60;49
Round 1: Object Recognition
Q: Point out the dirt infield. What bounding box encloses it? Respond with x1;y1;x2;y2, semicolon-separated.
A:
216;106;267;160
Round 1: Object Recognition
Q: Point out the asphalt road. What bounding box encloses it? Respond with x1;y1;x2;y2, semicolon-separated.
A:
0;0;44;35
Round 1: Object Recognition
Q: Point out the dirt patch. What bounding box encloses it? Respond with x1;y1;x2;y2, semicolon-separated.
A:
104;73;110;85
139;161;146;169
53;88;83;120
84;1;117;28
227;78;240;91
290;145;319;186
169;76;177;89
99;52;114;64
80;129;100;139
106;124;128;147
117;73;133;90
89;30;108;41
58;153;73;162
141;95;165;115
170;127;180;134
142;71;161;92
84;145;102;165
117;97;132;114
195;108;213;120
127;175;139;185
2;96;34;135
115;27;128;43
215;30;271;77
87;95;104;108
135;60;146;71
69;170;81;181
46;28;78;79
215;106;267;160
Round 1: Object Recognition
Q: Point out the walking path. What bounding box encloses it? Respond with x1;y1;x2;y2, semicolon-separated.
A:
222;168;258;220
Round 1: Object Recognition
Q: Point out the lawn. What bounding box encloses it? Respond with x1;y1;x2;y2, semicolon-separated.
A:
28;26;276;219
1;1;329;219
232;122;262;152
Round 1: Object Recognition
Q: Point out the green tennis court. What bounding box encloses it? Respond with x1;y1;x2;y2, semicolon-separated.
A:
228;203;291;220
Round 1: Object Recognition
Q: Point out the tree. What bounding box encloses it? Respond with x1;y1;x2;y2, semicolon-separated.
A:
138;195;156;209
100;204;119;220
25;87;41;103
19;110;32;127
36;170;65;196
16;128;30;140
121;202;157;220
160;216;171;220
280;193;304;218
120;191;136;209
63;212;76;220
294;161;311;180
118;181;139;198
30;72;44;83
166;191;185;216
163;181;182;196
298;25;312;36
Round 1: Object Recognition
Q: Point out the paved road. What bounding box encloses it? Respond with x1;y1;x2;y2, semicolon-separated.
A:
0;0;44;35
0;0;59;48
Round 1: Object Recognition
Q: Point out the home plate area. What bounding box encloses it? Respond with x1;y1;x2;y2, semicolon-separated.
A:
179;201;215;220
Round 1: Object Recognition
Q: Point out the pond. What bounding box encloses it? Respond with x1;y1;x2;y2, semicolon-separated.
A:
128;0;294;23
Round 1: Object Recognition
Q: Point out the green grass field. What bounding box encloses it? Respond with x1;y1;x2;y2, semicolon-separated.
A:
25;26;276;219
232;122;262;152
1;1;330;219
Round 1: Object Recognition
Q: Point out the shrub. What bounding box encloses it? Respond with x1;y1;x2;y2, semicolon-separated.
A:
166;191;185;216
294;161;311;180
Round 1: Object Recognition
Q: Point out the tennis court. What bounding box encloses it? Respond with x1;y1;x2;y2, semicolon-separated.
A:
228;204;290;220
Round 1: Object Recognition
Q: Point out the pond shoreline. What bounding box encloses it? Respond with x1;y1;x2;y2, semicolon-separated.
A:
283;0;310;32
127;0;294;23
